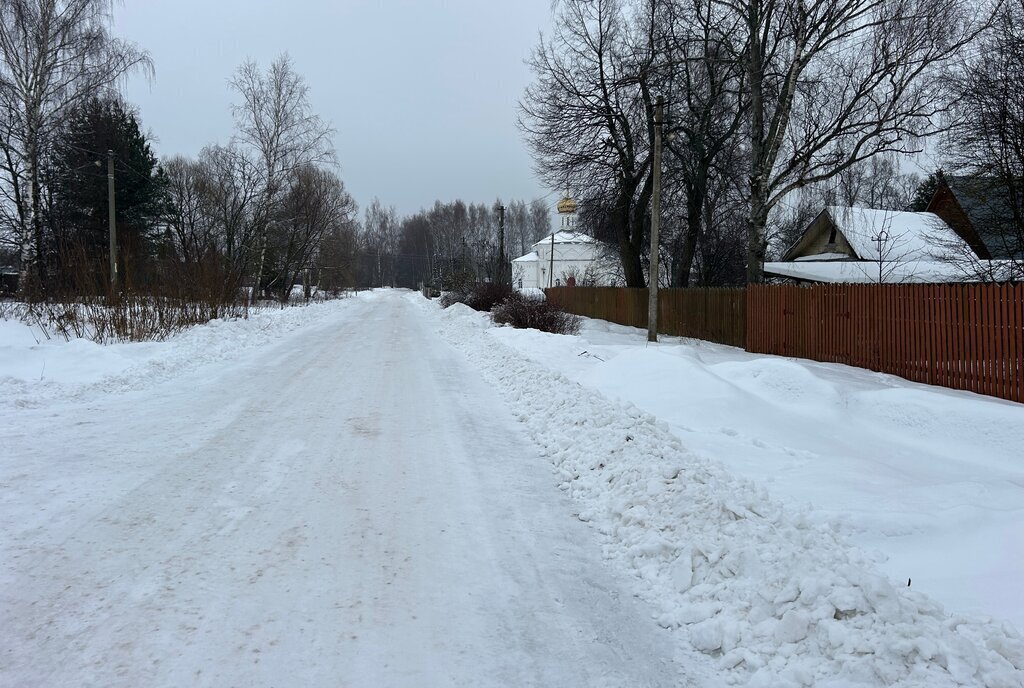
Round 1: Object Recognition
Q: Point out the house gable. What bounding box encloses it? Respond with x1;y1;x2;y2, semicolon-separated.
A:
770;206;975;283
781;211;858;261
926;180;993;259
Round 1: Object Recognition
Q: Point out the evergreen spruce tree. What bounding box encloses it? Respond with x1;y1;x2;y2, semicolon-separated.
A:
907;171;942;212
45;97;169;292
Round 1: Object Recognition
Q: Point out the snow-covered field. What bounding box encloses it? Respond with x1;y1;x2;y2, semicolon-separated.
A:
1;289;1022;687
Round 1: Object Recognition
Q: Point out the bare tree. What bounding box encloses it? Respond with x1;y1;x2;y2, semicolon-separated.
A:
230;53;334;302
505;199;530;257
315;217;360;296
361;198;399;287
868;221;916;283
196;143;260;279
163;156;213;266
926;231;1023;282
0;99;25;259
269;165;355;303
715;0;990;282
521;0;659;286
833;155;920;210
655;0;748;286
943;0;1024;279
0;0;150;293
527;198;551;244
161;152;252;305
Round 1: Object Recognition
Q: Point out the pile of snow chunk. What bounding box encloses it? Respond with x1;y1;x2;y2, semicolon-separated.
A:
430;301;1024;688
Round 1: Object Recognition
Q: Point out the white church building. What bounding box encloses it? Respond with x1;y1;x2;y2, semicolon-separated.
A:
511;194;617;290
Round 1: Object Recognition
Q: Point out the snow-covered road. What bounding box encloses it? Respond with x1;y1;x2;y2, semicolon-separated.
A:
0;293;687;687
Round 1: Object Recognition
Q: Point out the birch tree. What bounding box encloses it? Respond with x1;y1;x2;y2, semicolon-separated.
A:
0;0;149;293
362;198;399;288
230;54;334;302
528;198;551;244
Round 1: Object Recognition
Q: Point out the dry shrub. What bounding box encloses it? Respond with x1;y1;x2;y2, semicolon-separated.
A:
25;295;250;344
440;291;467;308
20;240;251;343
492;291;582;335
464;282;513;312
440;282;513;311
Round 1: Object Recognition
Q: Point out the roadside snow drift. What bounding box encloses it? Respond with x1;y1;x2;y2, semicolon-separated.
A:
0;300;345;408
426;299;1024;688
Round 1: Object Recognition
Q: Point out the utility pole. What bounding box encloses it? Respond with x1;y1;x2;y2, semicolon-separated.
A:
107;149;118;299
498;205;506;285
647;96;664;343
549;232;555;288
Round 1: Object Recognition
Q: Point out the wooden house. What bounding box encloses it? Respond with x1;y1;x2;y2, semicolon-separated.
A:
926;175;1024;261
764;206;973;283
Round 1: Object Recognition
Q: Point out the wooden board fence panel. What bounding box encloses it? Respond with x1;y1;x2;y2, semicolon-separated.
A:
746;283;1024;404
544;287;747;348
545;284;1023;403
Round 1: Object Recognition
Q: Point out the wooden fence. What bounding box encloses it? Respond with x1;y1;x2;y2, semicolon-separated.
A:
544;286;747;348
546;283;1024;404
747;283;1024;403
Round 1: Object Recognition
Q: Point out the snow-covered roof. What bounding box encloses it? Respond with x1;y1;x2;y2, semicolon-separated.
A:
794;252;848;262
531;231;598;248
512;251;539;263
824;207;968;262
764;259;969;284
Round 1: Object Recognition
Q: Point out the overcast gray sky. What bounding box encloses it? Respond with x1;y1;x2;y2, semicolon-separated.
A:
112;0;556;217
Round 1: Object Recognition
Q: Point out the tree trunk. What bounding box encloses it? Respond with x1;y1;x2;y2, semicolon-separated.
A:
747;193;769;284
619;236;645;287
20;132;41;298
250;188;273;305
619;171;655;288
746;5;767;285
610;187;646;287
675;181;706;288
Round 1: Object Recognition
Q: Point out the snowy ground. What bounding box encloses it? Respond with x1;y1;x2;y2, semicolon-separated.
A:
423;295;1024;687
0;292;690;687
2;290;1023;687
479;308;1024;634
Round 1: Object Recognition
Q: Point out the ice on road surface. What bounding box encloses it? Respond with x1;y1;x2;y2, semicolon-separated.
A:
0;293;689;687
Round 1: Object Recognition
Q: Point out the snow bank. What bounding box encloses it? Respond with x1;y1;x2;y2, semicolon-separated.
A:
0;299;351;408
426;298;1024;688
482;312;1024;630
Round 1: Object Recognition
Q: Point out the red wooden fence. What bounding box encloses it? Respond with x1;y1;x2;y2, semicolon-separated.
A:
547;283;1024;404
545;287;747;348
747;283;1024;403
